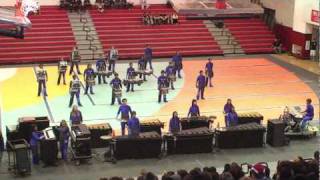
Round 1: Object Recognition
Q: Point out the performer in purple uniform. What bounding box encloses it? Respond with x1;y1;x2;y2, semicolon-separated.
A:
301;98;314;130
169;111;181;134
158;70;169;103
166;61;176;90
69;105;83;125
110;73;122;105
30;126;44;164
188;99;200;117
144;44;153;70
126;62;136;92
196;70;206;100
83;64;95;95
205;58;214;87
223;99;238;127
127;111;140;137
171;52;183;78
116;98;133;135
57;120;70;161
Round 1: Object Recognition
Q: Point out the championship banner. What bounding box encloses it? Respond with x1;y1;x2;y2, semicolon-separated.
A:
311;10;319;23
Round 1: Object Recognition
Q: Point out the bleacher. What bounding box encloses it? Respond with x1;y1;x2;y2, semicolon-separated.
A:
224;18;275;54
0;6;76;65
90;5;223;59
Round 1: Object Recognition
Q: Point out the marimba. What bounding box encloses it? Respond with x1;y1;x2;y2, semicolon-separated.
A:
237;112;263;125
140;119;164;135
86;123;112;148
180;116;216;130
215;123;266;149
112;131;162;160
165;127;214;154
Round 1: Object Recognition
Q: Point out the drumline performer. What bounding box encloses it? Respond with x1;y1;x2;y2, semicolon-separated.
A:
96;54;108;84
57;57;68;85
138;55;147;81
126;62;136;92
165;61;176;90
108;46;118;73
83;64;95;95
158;70;169;103
110;73;122;105
116;98;133;136
36;64;48;97
69;74;82;107
69;46;81;75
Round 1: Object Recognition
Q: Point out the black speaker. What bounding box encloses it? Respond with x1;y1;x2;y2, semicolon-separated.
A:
15;147;31;174
267;119;287;147
40;140;58;165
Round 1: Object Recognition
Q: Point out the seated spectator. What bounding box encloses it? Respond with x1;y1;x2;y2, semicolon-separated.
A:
273;38;282;54
230;162;245;179
172;13;178;24
220;172;234;180
177;169;188;179
314;151;319;162
96;0;105;13
249;163;270;180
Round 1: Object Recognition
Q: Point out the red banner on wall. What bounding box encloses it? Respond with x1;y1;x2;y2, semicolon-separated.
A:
311;10;319;23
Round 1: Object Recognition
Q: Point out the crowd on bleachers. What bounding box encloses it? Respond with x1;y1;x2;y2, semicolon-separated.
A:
60;0;92;11
143;12;179;25
60;0;134;12
99;151;319;180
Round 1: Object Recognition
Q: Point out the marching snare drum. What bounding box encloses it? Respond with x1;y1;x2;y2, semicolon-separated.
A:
87;77;96;86
169;74;176;82
160;87;169;94
113;88;122;97
144;69;153;75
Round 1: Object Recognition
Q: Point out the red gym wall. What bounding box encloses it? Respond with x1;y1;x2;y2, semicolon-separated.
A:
274;24;312;59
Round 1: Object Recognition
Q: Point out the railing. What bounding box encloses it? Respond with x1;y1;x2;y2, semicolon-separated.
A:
89;45;98;60
79;12;99;61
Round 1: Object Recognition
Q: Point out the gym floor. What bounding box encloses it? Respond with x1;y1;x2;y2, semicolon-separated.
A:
0;55;319;179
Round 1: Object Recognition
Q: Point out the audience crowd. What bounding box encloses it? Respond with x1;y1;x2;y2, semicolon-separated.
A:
143;12;178;25
99;151;319;180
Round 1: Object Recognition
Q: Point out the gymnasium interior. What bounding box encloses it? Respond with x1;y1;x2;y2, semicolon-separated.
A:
0;0;319;180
